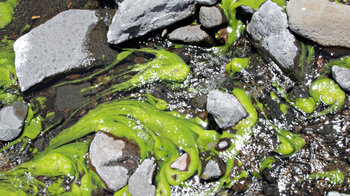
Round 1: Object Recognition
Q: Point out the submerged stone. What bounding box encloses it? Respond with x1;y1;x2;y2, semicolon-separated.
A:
107;0;196;45
55;83;91;111
167;25;215;46
89;131;140;191
200;152;225;181
14;10;99;92
331;66;350;92
199;6;227;29
0;102;28;141
246;1;299;71
287;0;350;48
207;90;247;129
128;159;156;196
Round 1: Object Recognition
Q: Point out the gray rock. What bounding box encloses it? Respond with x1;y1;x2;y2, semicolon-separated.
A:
246;1;299;71
332;66;350;92
128;159;156;196
167;25;215;46
327;192;350;196
200;151;225;181
199;6;227;29
236;5;255;24
287;0;350;48
14;10;99;92
107;0;196;45
207;90;247;129
0;102;28;141
55;83;91;111
90;131;140;191
196;0;217;6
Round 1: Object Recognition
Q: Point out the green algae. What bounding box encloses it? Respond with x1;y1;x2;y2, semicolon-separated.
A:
298;42;315;78
309;77;345;118
218;0;285;52
295;97;316;114
256;99;305;157
0;0;18;29
298;170;344;185
0;142;103;195
280;103;289;114
225;57;250;76
259;156;276;172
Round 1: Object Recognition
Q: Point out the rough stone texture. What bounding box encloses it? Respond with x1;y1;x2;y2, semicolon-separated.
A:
170;153;190;171
332;66;350;92
207;90;247;129
90;131;140;191
167;25;215;46
55;83;91;111
128;159;156;196
200;151;225;181
107;0;196;45
328;192;350;196
287;0;350;48
0;102;28;141
196;0;217;5
199;6;227;29
246;1;299;71
14;10;99;92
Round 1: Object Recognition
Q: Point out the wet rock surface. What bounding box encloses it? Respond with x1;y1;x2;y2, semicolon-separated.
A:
246;1;299;71
200;151;225;181
332;65;350;92
14;10;99;92
0;102;27;141
55;83;91;111
287;0;350;48
170;153;190;171
196;0;217;6
89;131;140;191
207;90;247;129
236;5;255;24
107;0;196;45
199;6;227;29
167;25;215;47
128;159;156;196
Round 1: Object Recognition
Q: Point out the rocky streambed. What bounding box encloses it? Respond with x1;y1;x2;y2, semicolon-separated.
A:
0;0;349;195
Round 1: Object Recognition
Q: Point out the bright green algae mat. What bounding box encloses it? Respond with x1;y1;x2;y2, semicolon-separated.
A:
0;0;18;29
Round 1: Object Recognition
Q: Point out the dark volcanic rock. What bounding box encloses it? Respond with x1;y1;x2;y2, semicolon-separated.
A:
207;90;247;129
107;0;196;45
14;10;99;92
246;1;299;71
287;0;350;48
168;25;215;47
89;131;140;191
55;83;91;111
0;102;28;141
128;159;156;196
199;6;227;29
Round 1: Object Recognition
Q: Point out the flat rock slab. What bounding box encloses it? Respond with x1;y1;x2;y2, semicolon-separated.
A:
90;131;140;191
14;10;99;92
207;90;247;129
0;102;28;141
167;25;215;46
55;83;91;111
332;66;350;92
287;0;350;48
246;1;299;71
107;0;196;45
128;159;156;196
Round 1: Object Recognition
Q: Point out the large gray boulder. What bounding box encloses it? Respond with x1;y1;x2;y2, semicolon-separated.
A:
89;131;140;191
246;1;299;71
332;66;350;92
0;102;28;141
14;10;99;92
287;0;350;48
128;159;157;196
107;0;196;45
167;25;215;46
207;90;247;129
